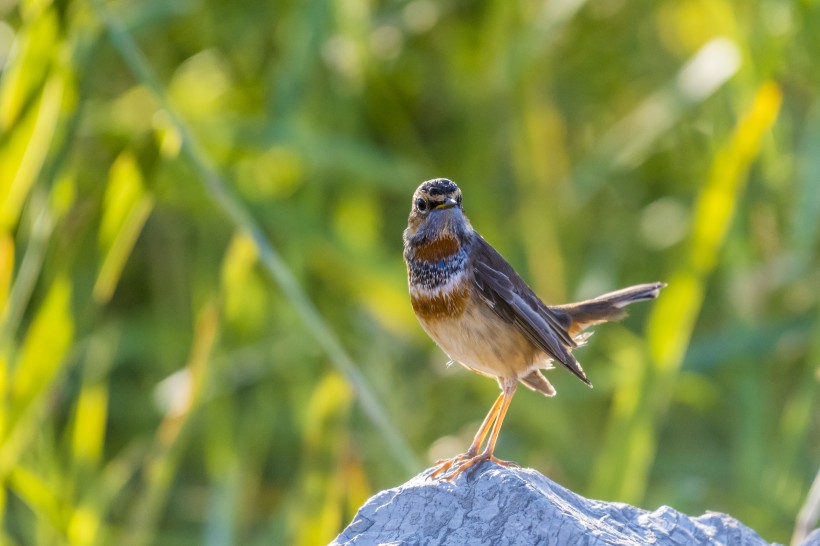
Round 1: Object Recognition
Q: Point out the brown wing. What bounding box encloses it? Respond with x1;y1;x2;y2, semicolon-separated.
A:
470;235;591;386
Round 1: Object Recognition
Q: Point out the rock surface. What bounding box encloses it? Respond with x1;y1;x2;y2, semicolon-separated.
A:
332;462;806;546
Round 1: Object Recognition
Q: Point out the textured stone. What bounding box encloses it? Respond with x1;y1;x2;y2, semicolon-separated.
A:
332;463;800;546
802;529;820;546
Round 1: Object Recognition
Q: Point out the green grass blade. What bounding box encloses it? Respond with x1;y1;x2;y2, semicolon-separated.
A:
590;83;783;503
89;0;419;475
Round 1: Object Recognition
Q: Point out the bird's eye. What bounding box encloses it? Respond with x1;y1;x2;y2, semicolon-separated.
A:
415;198;428;212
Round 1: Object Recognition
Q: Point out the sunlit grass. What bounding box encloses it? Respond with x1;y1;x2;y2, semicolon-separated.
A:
590;82;783;503
0;0;817;544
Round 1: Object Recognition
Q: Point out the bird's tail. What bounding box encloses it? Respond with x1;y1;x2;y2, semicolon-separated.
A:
552;282;666;337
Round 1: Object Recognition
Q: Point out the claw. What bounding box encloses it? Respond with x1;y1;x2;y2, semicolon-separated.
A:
429;452;468;478
429;452;516;481
429;458;456;478
488;456;516;468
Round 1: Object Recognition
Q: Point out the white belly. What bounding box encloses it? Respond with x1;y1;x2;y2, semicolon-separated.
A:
417;295;543;381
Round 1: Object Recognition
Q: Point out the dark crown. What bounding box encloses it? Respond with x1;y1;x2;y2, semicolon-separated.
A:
419;178;459;197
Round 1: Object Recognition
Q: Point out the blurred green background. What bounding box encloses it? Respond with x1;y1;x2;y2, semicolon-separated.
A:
1;0;818;544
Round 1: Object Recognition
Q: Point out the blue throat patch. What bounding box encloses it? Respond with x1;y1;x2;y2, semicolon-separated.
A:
407;247;469;290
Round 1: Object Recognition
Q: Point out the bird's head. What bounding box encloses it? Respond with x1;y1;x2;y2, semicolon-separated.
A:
404;178;471;244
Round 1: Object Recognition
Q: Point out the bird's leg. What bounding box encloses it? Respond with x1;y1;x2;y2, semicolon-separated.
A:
430;392;504;478
478;383;517;467
435;383;518;480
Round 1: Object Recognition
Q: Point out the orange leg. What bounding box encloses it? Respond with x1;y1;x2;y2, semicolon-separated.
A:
430;393;504;478
431;383;518;480
479;383;515;464
465;392;505;456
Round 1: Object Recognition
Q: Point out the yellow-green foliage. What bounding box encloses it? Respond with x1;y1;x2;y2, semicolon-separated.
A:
0;0;817;545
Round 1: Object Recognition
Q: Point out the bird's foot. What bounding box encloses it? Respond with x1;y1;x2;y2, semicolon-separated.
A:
428;452;472;479
428;452;515;481
489;456;517;468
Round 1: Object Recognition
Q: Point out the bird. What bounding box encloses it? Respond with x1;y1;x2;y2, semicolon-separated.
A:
403;178;665;480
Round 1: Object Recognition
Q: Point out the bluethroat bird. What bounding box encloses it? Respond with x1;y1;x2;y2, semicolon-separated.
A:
403;178;665;480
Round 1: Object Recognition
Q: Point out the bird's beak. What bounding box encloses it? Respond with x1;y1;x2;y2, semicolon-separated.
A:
433;198;458;210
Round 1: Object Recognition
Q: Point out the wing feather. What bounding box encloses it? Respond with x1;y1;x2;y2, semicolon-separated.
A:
470;236;590;385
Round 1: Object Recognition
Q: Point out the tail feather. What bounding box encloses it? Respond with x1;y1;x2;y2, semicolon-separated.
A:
520;370;557;397
552;282;666;336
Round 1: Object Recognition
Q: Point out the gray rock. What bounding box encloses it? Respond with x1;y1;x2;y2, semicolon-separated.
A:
332;462;792;546
802;529;820;546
